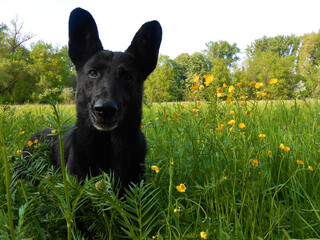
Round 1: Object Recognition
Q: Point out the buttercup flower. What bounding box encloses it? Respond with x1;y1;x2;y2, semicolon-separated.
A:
27;140;33;147
238;123;246;129
228;85;235;93
297;160;303;165
251;159;259;167
34;139;39;144
200;232;208;239
16;150;22;155
176;183;186;192
216;124;224;131
190;82;200;91
269;78;278;85
51;130;56;134
193;76;199;82
196;101;201;107
268;151;272;157
280;143;290;152
255;82;264;89
203;74;214;86
259;134;266;139
230;110;235;115
151;165;160;173
308;165;314;171
189;109;198;113
19;131;25;135
236;82;243;86
199;85;205;91
228;120;236;126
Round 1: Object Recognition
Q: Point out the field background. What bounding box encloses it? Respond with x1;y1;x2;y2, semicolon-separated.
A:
0;95;320;239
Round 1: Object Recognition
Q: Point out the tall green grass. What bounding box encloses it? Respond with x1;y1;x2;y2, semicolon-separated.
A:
0;98;319;239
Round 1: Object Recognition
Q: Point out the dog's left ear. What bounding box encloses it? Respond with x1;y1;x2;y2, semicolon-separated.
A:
68;8;103;68
126;21;162;79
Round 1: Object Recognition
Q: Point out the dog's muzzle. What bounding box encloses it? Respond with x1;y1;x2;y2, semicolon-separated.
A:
90;100;119;131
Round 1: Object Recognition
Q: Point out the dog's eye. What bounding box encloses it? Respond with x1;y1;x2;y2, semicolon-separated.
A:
88;70;99;78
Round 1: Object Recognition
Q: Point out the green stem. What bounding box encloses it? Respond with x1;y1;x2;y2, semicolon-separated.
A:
0;125;15;239
52;104;72;240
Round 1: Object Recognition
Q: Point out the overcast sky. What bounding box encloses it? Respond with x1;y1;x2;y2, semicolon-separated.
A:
1;0;320;59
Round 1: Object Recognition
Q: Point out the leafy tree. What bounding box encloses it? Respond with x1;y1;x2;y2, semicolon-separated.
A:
29;41;75;102
144;55;179;102
243;50;296;98
246;35;301;58
205;41;240;68
297;32;320;96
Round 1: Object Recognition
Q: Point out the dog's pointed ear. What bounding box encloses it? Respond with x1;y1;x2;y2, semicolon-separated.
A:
125;21;162;79
68;8;103;68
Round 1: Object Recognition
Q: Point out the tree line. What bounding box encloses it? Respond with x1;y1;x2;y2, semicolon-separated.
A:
0;18;319;104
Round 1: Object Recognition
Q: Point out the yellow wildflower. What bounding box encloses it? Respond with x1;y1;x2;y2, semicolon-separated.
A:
269;78;278;85
199;85;205;91
190;82;200;91
192;114;198;118
228;120;236;126
180;105;184;110
155;117;159;120
268;151;272;157
203;74;214;86
223;83;227;87
34;139;39;144
151;165;160;174
51;129;56;134
176;183;186;193
200;232;208;239
297;160;303;165
308;166;314;171
27;140;33;147
196;101;201;106
189;109;198;113
280;143;290;152
173;113;179;120
223;176;227;180
193;76;200;82
205;122;210;128
230;110;235;115
236;82;243;86
255;82;264;89
238;123;245;129
16;150;22;155
248;81;255;86
228;85;235;93
216;124;224;131
19;131;25;135
259;134;266;139
174;208;180;213
251;159;259;167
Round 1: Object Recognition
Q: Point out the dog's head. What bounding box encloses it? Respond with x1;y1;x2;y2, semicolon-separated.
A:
68;8;162;131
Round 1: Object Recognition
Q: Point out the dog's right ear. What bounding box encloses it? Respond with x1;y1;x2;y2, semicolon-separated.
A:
68;8;103;68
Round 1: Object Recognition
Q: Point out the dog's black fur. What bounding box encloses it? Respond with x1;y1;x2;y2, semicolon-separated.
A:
17;8;162;187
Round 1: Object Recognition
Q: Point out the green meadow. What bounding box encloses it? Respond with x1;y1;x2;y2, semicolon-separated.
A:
0;81;320;239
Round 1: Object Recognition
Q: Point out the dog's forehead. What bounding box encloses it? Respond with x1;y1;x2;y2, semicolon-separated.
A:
86;50;137;68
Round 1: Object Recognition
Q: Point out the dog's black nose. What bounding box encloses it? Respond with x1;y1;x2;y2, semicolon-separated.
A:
94;100;118;118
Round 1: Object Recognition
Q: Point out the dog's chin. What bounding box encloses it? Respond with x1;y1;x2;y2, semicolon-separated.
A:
92;121;118;131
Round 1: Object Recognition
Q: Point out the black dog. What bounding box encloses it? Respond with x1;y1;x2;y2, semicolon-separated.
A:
17;8;162;187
